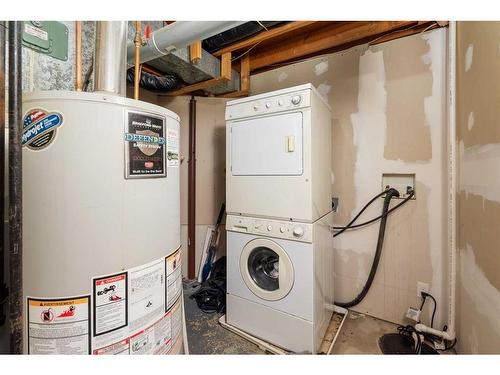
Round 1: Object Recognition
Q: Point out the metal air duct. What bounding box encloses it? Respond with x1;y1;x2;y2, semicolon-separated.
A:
94;21;128;96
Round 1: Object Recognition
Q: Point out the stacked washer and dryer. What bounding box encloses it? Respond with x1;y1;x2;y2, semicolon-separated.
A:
225;84;334;353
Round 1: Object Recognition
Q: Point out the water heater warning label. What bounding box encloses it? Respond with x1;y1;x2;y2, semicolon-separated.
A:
124;111;166;179
93;272;128;336
27;295;91;354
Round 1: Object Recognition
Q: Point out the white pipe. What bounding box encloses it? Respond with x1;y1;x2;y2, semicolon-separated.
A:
447;20;458;342
415;323;455;341
126;21;244;66
416;22;458;344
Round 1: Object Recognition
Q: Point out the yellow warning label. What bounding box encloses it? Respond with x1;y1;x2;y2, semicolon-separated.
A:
29;297;89;307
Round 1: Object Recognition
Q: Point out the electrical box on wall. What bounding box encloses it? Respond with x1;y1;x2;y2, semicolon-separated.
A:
381;173;416;199
22;21;68;61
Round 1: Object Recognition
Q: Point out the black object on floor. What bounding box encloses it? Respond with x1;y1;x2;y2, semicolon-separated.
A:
379;333;438;354
190;257;227;313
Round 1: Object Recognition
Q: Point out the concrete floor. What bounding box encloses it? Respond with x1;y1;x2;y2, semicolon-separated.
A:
183;281;402;354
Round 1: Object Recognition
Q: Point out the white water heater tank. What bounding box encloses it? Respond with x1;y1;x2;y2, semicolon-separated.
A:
21;91;183;355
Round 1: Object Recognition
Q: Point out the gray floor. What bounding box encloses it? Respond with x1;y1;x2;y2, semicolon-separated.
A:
184;280;405;355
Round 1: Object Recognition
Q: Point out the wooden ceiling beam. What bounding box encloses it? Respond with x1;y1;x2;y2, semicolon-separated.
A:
212;21;318;57
248;21;419;72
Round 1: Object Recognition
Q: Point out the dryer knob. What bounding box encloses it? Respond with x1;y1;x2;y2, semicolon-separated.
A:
267;225;273;232
292;226;304;237
291;95;302;105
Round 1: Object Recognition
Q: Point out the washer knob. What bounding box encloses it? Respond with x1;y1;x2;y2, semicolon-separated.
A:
280;227;286;233
265;102;271;108
292;226;304;237
267;225;273;232
253;105;259;111
278;99;284;106
291;95;302;105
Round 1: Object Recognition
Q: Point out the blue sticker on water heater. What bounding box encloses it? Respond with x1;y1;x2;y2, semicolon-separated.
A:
22;108;63;150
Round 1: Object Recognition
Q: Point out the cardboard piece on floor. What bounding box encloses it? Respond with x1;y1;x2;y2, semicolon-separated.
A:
197;226;215;282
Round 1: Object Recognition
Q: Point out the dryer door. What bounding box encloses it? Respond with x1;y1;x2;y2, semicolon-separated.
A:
240;238;294;301
230;112;303;176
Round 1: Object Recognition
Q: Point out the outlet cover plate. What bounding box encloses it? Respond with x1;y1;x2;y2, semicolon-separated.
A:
417;281;429;297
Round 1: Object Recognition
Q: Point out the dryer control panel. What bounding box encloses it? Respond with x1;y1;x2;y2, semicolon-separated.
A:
225;88;311;121
226;214;313;243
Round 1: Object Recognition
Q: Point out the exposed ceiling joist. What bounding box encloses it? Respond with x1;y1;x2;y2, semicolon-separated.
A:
212;21;317;57
248;21;420;72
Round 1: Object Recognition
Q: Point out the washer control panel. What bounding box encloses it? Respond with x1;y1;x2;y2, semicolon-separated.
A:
225;89;311;121
226;215;313;243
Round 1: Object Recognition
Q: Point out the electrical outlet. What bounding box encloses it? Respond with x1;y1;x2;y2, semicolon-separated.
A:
381;173;416;200
417;281;429;297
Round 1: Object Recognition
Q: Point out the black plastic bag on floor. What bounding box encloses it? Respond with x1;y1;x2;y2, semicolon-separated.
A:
190;257;226;314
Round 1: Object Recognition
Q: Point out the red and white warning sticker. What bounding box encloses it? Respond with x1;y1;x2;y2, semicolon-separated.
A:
27;295;90;354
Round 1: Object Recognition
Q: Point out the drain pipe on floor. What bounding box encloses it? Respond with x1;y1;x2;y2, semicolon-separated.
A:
8;21;23;354
188;96;197;279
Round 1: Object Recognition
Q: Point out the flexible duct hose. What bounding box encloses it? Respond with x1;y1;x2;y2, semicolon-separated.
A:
126;68;180;92
334;188;400;308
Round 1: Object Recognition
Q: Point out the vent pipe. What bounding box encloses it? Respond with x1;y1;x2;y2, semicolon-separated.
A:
94;21;128;96
126;21;244;66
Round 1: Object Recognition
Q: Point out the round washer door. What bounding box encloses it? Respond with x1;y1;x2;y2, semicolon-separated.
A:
240;238;294;301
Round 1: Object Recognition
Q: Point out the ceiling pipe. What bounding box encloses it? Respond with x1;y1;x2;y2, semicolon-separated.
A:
94;21;128;96
126;21;244;66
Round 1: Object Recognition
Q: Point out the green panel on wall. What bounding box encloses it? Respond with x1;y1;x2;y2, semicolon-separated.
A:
22;21;69;61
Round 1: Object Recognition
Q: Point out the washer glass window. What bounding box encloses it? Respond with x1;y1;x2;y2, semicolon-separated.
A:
240;238;294;301
247;246;280;291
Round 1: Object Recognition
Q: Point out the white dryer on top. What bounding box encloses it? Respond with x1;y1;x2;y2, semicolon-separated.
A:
225;84;333;223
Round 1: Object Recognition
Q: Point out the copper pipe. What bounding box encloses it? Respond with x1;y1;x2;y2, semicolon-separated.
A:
75;21;82;91
134;21;141;100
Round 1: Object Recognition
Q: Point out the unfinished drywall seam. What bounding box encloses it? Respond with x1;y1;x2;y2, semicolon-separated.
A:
460;245;500;337
459;141;500;203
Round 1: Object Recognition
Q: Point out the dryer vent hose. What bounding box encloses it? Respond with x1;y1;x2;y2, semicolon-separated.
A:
334;188;400;308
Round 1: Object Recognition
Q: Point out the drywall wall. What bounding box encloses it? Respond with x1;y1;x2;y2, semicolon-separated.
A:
456;21;500;354
251;28;449;327
157;96;228;278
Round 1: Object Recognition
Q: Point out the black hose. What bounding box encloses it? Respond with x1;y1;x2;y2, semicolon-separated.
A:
333;190;414;234
334;188;400;308
332;190;387;237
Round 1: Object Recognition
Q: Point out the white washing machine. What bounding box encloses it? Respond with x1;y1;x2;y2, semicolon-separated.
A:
225;83;332;222
225;213;334;353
